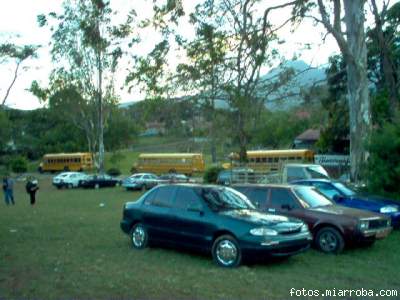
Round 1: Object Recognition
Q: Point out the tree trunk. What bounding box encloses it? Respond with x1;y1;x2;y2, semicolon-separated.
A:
344;0;371;182
97;44;105;174
237;111;248;164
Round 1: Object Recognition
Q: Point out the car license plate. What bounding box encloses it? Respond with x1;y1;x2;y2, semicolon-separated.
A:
375;229;389;239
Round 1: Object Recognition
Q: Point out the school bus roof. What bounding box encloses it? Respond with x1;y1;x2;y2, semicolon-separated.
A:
139;153;203;159
43;153;92;158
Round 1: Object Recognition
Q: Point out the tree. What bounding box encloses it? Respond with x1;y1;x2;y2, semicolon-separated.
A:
369;0;399;118
183;0;298;162
37;0;130;173
317;55;349;153
0;108;11;153
299;0;371;182
176;5;228;163
0;43;38;107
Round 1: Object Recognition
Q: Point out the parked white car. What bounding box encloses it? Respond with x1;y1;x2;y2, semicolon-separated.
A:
52;172;88;189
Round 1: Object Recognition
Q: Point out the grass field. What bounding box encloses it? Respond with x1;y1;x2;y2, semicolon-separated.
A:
1;177;399;300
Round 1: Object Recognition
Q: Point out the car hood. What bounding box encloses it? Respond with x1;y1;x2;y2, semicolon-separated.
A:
219;209;304;229
309;204;383;219
350;194;400;208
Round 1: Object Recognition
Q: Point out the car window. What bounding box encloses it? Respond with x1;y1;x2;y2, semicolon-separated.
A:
287;167;306;181
293;186;333;208
143;189;157;205
312;182;340;200
269;188;300;209
247;188;268;209
174;187;203;210
307;166;329;178
201;187;255;211
143;175;150;179
145;186;176;207
332;182;356;197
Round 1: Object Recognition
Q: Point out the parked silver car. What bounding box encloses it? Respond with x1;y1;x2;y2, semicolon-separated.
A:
122;173;159;191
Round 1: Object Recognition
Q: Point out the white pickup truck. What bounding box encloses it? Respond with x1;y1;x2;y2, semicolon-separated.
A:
258;163;330;184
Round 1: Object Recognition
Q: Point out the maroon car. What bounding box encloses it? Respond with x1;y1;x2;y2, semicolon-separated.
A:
233;184;392;254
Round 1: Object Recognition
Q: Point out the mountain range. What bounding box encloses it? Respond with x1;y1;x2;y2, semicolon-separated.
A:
118;60;327;111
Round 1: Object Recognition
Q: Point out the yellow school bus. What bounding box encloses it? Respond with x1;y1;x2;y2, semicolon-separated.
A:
228;149;314;172
132;153;205;175
39;153;93;172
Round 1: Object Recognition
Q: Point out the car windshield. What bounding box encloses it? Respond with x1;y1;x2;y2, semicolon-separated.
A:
332;182;356;197
201;187;255;211
307;166;329;178
294;186;333;208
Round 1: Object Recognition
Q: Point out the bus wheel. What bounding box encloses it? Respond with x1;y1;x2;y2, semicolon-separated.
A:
168;169;176;174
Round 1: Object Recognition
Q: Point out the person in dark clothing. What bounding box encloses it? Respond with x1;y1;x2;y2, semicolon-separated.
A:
26;177;39;205
3;175;15;205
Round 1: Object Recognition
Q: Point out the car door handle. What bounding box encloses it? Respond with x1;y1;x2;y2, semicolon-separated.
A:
268;208;276;213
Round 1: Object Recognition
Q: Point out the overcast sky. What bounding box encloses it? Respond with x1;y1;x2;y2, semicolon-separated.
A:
0;0;341;110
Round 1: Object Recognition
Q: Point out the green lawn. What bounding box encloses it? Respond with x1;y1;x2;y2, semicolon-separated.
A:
0;177;399;299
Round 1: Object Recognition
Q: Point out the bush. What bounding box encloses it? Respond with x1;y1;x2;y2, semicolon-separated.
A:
10;156;28;173
366;119;400;200
106;167;121;177
203;166;224;184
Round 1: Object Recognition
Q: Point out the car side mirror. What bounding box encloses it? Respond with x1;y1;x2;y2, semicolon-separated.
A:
333;194;343;202
281;204;292;210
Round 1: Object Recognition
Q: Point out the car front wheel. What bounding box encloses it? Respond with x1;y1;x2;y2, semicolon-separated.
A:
315;227;345;254
212;235;242;267
130;223;148;249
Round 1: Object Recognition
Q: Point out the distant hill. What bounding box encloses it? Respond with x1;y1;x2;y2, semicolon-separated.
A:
118;60;327;111
261;60;326;111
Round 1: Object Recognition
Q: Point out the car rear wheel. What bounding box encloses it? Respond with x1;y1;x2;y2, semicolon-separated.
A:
67;183;73;189
212;235;242;267
141;184;147;191
94;183;100;189
315;227;344;254
130;223;148;249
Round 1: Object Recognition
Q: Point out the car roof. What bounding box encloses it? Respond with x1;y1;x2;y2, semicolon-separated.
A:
58;172;81;176
292;178;336;183
232;183;308;189
156;183;227;190
132;173;156;176
285;163;323;167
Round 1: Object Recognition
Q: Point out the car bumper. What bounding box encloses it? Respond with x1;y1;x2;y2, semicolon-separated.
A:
52;182;65;188
389;213;400;229
122;183;142;189
355;226;392;241
240;232;313;257
120;219;132;234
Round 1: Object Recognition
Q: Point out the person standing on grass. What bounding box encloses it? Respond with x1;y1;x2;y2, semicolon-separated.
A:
3;175;15;205
26;176;39;205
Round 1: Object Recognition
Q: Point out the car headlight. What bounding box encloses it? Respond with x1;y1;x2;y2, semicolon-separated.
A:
250;227;278;236
301;224;309;232
380;206;398;214
359;220;369;230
